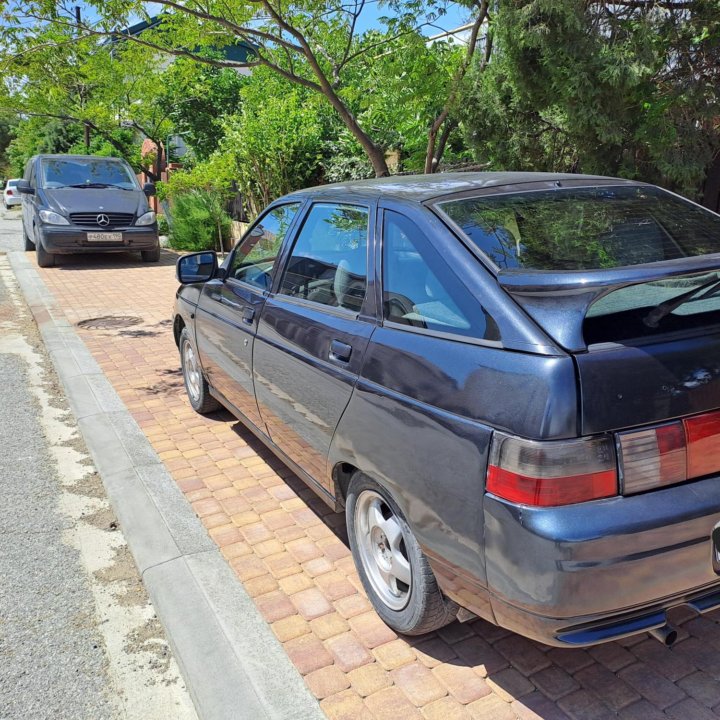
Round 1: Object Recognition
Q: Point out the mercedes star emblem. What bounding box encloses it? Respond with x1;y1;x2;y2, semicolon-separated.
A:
96;213;110;227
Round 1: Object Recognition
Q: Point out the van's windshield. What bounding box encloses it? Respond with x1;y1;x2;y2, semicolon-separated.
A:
40;158;138;190
437;186;720;271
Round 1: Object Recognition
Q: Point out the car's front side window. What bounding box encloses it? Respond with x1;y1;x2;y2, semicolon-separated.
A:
382;210;499;340
228;203;301;290
278;203;369;312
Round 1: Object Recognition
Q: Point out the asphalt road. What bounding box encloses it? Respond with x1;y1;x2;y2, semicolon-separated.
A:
0;206;22;252
0;211;196;720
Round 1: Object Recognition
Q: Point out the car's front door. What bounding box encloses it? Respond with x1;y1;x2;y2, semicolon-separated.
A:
195;202;302;433
254;201;376;496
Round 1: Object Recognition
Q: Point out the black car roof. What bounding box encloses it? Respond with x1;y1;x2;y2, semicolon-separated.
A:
286;172;644;203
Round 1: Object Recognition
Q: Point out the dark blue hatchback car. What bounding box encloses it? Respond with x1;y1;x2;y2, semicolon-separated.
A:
174;173;720;647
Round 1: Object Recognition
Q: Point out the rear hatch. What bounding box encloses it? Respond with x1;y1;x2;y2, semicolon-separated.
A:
436;182;720;435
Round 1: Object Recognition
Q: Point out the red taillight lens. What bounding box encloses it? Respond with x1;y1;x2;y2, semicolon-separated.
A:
486;433;617;507
6;190;12;195
685;412;720;479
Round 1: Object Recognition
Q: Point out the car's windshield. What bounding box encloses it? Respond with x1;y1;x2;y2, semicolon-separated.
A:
40;158;138;190
6;180;18;188
437;186;720;271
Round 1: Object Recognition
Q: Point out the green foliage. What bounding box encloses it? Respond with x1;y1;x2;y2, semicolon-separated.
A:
6;118;83;176
157;214;170;236
169;189;232;252
225;69;326;214
159;62;246;160
460;0;720;200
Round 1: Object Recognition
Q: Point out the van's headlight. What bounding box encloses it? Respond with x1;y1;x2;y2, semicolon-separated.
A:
136;211;156;226
39;210;69;225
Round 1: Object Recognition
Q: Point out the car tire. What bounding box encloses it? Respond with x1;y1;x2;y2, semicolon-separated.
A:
141;247;161;263
179;327;220;414
346;472;458;635
23;226;35;251
36;236;55;267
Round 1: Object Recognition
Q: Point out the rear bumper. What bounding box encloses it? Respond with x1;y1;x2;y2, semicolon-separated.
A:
443;475;720;646
4;196;21;207
38;225;158;253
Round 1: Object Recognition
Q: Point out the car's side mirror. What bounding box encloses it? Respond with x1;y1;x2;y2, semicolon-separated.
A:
176;251;218;284
16;180;34;195
143;182;156;197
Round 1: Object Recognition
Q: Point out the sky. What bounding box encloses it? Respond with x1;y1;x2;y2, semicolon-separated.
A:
78;1;473;37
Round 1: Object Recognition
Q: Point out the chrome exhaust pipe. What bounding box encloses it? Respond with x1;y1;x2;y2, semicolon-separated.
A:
649;623;678;647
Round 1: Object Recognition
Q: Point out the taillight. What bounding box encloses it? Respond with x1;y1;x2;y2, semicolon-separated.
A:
617;422;686;494
685;413;720;479
6;190;12;196
617;410;720;495
487;433;617;506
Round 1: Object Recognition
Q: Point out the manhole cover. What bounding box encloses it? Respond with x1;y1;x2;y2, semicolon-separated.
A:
77;315;144;330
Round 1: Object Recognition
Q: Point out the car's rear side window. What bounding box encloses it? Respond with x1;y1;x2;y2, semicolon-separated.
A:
278;203;369;312
382;210;499;341
228;203;301;289
438;186;720;271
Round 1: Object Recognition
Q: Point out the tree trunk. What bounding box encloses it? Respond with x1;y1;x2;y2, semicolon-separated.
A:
702;150;720;212
320;85;389;177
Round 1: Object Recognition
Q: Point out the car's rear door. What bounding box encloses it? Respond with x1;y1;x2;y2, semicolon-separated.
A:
195;202;303;433
253;200;376;496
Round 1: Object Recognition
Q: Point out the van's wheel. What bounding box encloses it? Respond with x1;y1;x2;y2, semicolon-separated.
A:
141;247;160;262
179;327;220;414
346;473;457;635
36;236;55;267
23;226;35;251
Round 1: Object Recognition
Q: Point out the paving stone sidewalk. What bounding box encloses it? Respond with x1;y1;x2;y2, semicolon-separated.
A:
31;250;720;720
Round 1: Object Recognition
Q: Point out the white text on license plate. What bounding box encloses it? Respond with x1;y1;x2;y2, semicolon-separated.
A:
87;232;122;242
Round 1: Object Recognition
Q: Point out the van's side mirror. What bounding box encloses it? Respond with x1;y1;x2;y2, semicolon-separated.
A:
16;180;34;195
176;251;218;284
143;182;156;196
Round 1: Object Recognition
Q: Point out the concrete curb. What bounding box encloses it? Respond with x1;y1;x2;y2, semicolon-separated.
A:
9;251;324;720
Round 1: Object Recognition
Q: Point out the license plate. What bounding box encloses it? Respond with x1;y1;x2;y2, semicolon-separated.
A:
87;232;122;243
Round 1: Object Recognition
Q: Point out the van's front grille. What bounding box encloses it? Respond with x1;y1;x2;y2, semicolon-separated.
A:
70;212;135;228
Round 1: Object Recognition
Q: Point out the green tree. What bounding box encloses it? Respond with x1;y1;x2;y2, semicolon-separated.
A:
460;0;720;202
159;61;246;160
0;17;174;179
2;0;484;177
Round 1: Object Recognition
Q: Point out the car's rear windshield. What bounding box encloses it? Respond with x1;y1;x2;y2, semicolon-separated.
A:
6;180;18;188
437;186;720;271
40;158;138;190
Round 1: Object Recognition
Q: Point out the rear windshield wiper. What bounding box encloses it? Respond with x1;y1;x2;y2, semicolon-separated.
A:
643;275;720;328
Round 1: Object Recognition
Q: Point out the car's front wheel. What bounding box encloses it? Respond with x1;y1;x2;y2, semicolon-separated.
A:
141;247;160;262
36;236;55;267
180;327;220;414
346;473;457;635
23;225;35;251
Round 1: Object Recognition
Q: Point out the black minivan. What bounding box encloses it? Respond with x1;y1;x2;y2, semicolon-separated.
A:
18;154;160;267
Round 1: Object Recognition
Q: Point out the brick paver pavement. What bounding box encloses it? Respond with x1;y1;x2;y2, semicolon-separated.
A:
34;251;720;719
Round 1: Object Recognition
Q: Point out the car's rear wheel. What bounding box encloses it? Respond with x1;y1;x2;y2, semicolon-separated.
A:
141;247;160;263
346;473;457;635
23;226;35;251
36;236;55;267
180;327;220;414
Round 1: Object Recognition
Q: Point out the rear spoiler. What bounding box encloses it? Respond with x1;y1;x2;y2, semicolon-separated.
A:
498;254;720;352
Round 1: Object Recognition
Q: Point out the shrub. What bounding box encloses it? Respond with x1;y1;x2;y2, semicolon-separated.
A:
168;189;232;252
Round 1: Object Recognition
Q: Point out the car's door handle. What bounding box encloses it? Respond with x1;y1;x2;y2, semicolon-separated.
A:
329;339;352;363
242;306;255;324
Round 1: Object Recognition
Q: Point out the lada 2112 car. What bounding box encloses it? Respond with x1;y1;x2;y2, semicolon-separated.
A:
173;172;720;647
